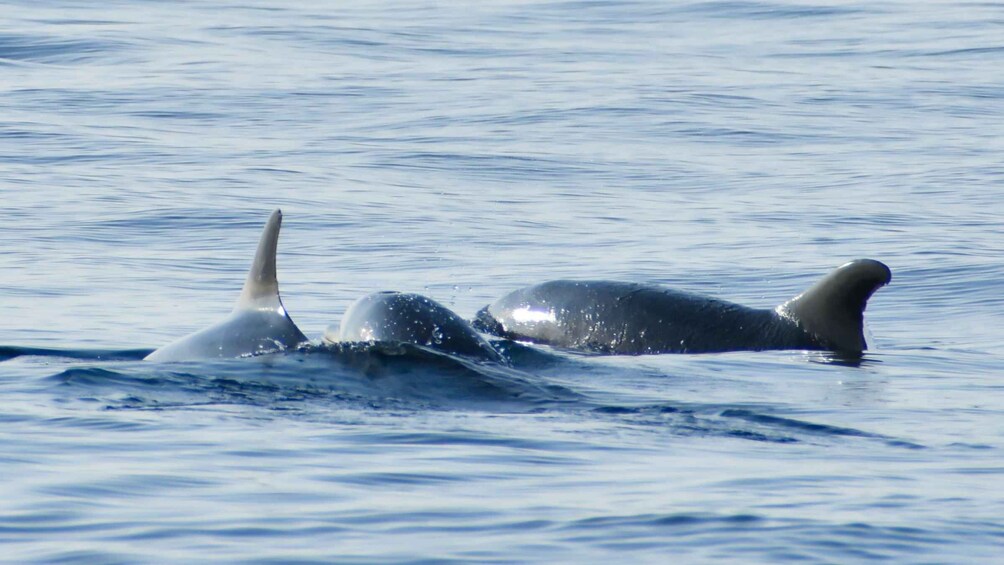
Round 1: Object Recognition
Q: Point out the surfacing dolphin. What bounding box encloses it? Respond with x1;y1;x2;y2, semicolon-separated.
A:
325;291;507;364
147;210;504;364
473;259;891;356
145;210;308;361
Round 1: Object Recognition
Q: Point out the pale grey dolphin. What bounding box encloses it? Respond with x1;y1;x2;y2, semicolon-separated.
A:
473;259;891;355
325;291;507;364
145;210;308;361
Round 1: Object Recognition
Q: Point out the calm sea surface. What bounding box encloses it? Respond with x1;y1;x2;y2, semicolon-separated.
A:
2;1;1003;562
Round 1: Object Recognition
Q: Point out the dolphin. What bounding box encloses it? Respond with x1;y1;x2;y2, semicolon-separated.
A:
145;210;308;361
147;210;505;364
325;291;507;364
473;259;891;355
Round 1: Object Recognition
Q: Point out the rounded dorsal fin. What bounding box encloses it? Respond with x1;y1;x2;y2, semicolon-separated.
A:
777;259;891;354
236;209;284;310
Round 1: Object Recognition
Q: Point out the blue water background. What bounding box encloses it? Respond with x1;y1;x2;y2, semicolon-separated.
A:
2;0;1003;562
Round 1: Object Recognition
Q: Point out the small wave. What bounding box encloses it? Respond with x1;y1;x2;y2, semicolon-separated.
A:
0;346;152;363
552;511;956;561
295;342;580;407
585;402;924;447
338;430;587;454
564;511;763;531
0;32;130;65
679;1;865;20
720;408;924;448
720;408;875;438
33;346;919;449
587;403;799;443
42;342;578;412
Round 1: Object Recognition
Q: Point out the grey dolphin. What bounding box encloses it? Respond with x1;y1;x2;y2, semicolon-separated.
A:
326;291;507;364
473;259;891;355
147;210;503;364
145;210;308;361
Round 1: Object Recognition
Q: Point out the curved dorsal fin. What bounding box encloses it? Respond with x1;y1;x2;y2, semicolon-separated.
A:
236;209;284;310
778;259;891;353
145;209;306;362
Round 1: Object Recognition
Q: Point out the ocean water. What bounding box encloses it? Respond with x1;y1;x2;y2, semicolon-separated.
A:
2;0;1003;562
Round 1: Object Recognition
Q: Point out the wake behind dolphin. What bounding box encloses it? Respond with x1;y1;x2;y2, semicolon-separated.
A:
473;260;891;356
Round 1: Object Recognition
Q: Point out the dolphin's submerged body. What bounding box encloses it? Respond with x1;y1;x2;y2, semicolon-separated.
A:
474;260;891;356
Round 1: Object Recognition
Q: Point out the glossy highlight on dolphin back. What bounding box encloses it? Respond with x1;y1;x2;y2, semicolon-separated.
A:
145;210;308;362
473;259;891;356
326;291;507;364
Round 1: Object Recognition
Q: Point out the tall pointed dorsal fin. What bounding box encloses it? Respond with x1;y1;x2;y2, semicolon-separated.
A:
777;259;891;353
236;209;284;310
145;209;306;362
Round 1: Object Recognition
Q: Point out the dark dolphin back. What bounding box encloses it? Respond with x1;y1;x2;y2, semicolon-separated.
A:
476;259;890;356
476;281;817;354
331;292;507;364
